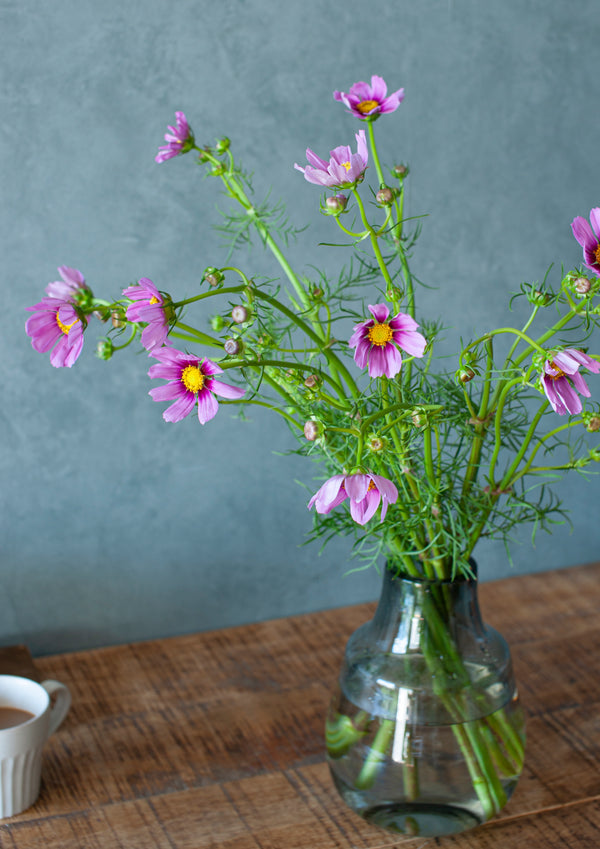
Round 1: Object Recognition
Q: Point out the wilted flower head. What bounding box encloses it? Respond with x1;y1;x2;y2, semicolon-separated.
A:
294;131;368;189
349;303;427;379
148;347;245;425
25;266;90;367
540;348;600;415
123;278;172;351
333;75;405;120
155;112;194;163
571;208;600;277
308;471;398;526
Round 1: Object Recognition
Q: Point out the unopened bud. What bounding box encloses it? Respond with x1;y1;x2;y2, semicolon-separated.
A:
210;315;226;332
368;436;386;453
458;367;476;384
231;305;249;324
304;373;320;389
224;337;243;356
215;137;230;153
303;420;324;441
376;186;394;205
310;285;324;300
393;163;409;178
96;339;114;360
211;163;225;176
589;448;600;462
324;195;348;215
584;414;600;432
204;267;224;287
111;310;126;329
574;276;592;294
528;288;552;307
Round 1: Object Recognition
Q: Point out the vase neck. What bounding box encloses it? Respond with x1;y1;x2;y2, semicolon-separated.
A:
369;566;484;652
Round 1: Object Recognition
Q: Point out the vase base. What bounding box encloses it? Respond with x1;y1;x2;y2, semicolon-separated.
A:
363;802;481;837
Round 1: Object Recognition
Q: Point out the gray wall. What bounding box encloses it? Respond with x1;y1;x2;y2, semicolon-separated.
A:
4;0;600;655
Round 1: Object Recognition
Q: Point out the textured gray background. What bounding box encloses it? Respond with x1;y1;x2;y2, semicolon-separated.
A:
4;0;600;655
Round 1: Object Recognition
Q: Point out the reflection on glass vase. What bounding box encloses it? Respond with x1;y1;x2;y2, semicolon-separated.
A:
326;564;525;838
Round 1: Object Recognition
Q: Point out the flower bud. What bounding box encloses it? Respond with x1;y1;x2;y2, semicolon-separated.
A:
527;288;553;307
224;337;243;356
376;186;395;206
574;276;592;295
457;367;476;384
231;305;249;324
96;338;114;360
303;419;325;441
583;412;600;432
204;267;224;287
210;315;226;332
304;373;320;389
392;163;409;179
211;163;225;176
111;310;126;329
215;137;230;153
589;448;600;462
324;195;348;215
367;436;386;453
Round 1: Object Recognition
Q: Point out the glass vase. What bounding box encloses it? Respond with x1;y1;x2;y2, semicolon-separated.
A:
326;564;525;838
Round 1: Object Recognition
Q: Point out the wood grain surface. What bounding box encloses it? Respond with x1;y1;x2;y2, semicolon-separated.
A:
0;563;599;848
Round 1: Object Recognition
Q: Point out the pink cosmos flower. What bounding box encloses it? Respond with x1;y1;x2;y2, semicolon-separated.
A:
148;347;245;424
25;266;89;367
155;112;194;163
308;471;398;525
294;130;368;188
541;348;600;415
333;75;405;120
123;278;172;351
571;208;600;277
349;303;427;379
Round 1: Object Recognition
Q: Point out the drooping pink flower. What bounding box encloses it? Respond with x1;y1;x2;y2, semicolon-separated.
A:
25;266;90;367
541;348;600;415
308;471;398;526
148;347;245;424
155;112;194;163
333;75;405;120
123;278;172;351
349;303;427;379
294;130;368;188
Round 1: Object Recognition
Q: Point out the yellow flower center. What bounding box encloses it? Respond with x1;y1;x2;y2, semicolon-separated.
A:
149;295;160;305
56;312;79;335
368;322;393;346
341;161;352;171
356;99;379;114
367;480;377;491
595;244;600;265
547;362;566;381
181;364;204;393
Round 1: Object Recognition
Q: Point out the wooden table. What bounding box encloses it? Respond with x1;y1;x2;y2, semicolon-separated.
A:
0;563;599;848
